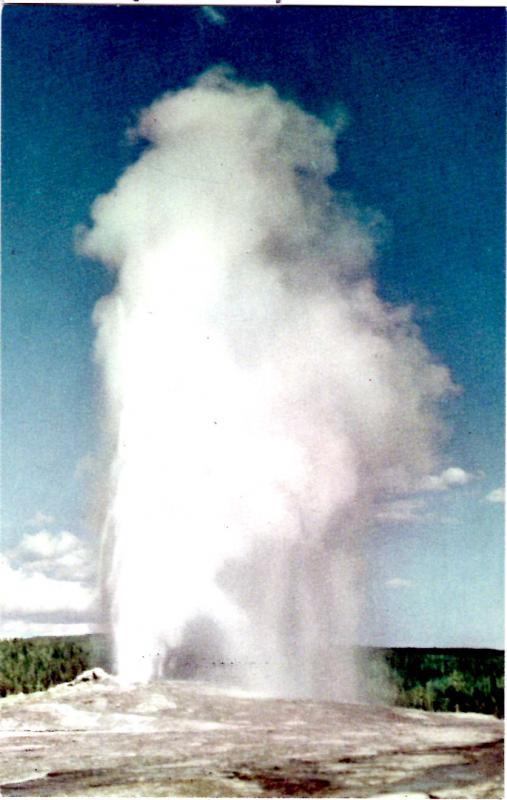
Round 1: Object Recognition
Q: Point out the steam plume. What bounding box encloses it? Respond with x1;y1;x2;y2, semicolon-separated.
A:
80;68;455;699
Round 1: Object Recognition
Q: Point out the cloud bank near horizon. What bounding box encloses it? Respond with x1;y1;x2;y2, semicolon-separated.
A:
0;530;97;639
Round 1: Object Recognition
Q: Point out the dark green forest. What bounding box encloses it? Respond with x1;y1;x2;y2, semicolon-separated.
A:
380;647;503;717
0;636;503;717
0;634;111;696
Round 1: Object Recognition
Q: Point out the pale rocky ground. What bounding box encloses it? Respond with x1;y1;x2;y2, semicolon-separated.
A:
0;670;503;798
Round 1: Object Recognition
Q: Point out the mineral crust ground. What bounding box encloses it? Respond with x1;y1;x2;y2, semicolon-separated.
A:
0;673;503;798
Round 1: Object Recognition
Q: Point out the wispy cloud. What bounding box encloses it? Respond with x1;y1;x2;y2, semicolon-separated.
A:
26;511;55;527
419;466;480;492
385;577;413;589
376;498;427;523
201;6;227;26
74;453;98;482
486;487;505;504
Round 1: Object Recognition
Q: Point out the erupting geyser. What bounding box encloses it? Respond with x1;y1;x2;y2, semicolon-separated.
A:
79;68;455;699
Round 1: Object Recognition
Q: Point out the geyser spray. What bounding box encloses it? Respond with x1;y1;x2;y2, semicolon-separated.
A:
80;68;455;699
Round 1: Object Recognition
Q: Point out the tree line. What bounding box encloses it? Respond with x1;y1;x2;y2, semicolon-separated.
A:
383;647;504;717
0;634;110;696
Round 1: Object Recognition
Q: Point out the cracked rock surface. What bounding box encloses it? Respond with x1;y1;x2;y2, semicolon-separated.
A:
0;674;503;797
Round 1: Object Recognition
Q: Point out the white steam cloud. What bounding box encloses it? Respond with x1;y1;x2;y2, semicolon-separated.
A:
79;68;456;699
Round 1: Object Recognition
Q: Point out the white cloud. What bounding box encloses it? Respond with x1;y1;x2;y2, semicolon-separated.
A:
486;487;505;504
419;466;479;492
0;555;96;622
15;530;76;559
9;531;94;582
26;511;55;527
0;532;98;636
385;577;413;589
201;6;227;26
376;498;426;523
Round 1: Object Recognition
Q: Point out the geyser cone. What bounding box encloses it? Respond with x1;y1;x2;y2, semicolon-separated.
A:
79;67;455;698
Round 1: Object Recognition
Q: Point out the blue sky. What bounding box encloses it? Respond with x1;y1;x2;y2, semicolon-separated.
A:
2;5;504;647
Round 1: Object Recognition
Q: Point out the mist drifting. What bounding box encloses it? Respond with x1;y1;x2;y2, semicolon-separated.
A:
79;68;455;699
